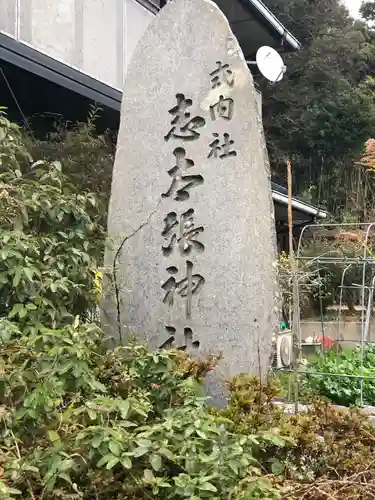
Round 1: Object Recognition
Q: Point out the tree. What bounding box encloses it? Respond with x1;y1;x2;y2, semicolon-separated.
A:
260;0;375;215
361;1;375;23
24;106;115;208
0;109;104;326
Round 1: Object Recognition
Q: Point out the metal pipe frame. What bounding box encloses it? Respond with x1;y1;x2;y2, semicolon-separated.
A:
290;222;375;407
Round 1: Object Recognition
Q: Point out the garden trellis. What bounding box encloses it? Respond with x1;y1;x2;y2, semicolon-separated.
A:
286;222;375;407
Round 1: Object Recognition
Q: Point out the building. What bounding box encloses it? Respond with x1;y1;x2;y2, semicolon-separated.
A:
0;0;325;248
0;0;301;126
271;182;328;252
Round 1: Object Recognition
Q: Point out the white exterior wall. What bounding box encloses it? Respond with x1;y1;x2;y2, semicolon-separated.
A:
0;0;154;90
0;0;263;116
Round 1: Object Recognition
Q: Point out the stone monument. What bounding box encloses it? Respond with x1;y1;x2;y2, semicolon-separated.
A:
102;0;279;400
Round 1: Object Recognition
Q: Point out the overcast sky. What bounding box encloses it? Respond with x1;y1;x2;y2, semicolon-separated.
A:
343;0;362;18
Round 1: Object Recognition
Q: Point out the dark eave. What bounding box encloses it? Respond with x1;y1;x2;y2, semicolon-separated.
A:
239;0;301;52
271;182;328;221
0;32;122;112
137;0;301;58
136;0;160;15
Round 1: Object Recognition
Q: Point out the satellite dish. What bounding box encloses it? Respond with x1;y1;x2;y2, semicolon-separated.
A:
255;46;286;83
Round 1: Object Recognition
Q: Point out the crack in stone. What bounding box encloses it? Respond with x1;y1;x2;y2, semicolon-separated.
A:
112;200;162;342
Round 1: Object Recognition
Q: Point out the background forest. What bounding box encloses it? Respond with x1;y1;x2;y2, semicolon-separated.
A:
261;0;375;220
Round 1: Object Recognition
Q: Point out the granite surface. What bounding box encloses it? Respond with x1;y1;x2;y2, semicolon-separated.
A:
102;0;279;403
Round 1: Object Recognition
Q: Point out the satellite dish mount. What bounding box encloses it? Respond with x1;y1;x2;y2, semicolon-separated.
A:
246;46;286;84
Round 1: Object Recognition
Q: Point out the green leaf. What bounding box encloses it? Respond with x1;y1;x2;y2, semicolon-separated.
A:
106;457;119;470
271;460;285;476
6;487;22;495
88;409;96;420
184;426;195;438
97;454;113;468
159;448;174;460
23;267;34;281
143;469;155;483
21;465;39;474
19;306;28;318
121;457;132;469
92;435;103;449
48;430;60;443
265;433;287;447
136;438;152;449
13;267;23;287
73;315;80;328
8;303;24;318
58;469;73;484
228;460;239;475
0;273;9;284
119;399;130;418
109;440;122;457
150;454;162;471
58;283;69;293
133;446;148;457
199;482;217;492
196;429;207;439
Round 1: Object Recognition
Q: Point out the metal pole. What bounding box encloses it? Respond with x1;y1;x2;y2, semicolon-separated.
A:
287;160;293;259
338;264;353;351
364;275;375;342
316;260;325;352
287;160;299;412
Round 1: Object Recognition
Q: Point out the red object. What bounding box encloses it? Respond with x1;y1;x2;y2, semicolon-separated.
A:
317;336;334;350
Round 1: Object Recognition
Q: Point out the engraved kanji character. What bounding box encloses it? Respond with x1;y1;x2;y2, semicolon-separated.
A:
210;61;234;88
208;133;237;159
162;209;204;257
162;261;205;318
162;147;203;201
210;95;234;121
159;326;200;350
164;93;206;141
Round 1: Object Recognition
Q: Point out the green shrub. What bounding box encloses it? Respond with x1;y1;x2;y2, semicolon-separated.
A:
219;374;375;489
305;344;375;406
24;106;114;206
0;109;104;327
2;321;292;499
4;111;375;500
0;112;291;499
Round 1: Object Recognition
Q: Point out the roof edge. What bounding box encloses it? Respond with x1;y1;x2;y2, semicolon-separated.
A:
272;191;328;219
0;31;122;111
135;0;159;15
240;0;301;52
137;0;302;52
